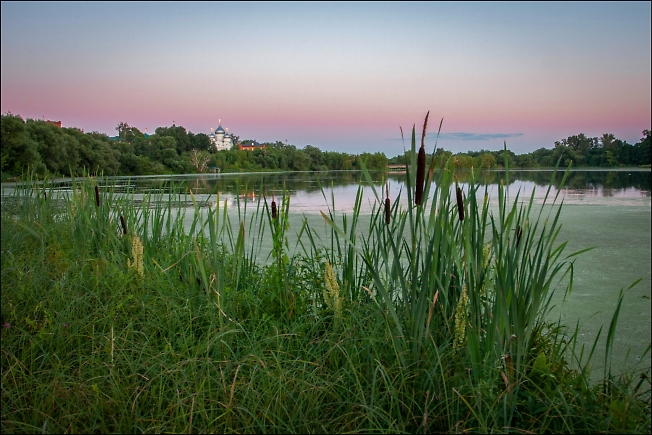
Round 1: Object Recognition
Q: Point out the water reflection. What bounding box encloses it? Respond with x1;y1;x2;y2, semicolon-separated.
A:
5;170;650;213
14;169;647;194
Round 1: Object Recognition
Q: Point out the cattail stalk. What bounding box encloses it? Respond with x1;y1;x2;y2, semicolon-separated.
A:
415;111;430;206
385;182;391;225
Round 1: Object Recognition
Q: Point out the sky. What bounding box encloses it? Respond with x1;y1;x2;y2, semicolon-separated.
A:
1;2;650;156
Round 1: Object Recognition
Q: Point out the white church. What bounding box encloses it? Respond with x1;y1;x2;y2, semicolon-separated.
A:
209;120;233;151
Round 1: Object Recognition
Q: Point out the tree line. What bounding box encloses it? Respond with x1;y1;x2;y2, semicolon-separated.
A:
0;114;387;178
388;131;651;169
1;112;649;179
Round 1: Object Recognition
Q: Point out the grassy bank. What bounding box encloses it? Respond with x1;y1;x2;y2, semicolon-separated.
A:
1;119;650;433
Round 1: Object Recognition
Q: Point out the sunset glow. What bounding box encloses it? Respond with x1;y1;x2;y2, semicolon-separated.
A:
2;2;650;155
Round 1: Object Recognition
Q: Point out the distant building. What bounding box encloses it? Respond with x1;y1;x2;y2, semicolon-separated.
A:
239;140;266;151
209;119;233;151
45;120;62;128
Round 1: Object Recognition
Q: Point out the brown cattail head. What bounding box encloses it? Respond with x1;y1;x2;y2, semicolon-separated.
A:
385;198;391;225
120;214;127;235
43;190;47;201
516;225;523;247
415;112;430;206
384;182;391;224
271;200;278;220
94;185;100;207
415;146;426;206
455;178;464;222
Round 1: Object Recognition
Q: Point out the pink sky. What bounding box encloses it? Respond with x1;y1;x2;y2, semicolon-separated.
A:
2;2;650;155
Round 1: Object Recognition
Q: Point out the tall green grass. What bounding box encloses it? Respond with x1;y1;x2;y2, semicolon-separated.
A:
1;118;650;433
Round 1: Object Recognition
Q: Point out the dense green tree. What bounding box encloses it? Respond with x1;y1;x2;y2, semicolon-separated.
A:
116;122;130;141
148;135;188;173
360;152;388;170
65;128;120;175
290;150;312;171
190;133;213;152
26;120;80;176
0;113;43;175
304;145;325;170
155;125;192;155
478;152;497;169
632;130;651;166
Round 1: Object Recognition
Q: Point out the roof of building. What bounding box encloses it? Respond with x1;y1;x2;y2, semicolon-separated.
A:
215;125;225;134
241;140;265;147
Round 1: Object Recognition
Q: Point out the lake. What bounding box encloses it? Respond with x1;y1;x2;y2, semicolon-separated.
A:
3;169;651;377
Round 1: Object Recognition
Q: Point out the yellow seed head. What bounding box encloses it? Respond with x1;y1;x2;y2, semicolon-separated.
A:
127;234;144;278
454;285;469;350
323;261;342;320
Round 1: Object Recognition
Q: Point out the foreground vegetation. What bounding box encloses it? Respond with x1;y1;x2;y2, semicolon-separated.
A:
1;116;650;433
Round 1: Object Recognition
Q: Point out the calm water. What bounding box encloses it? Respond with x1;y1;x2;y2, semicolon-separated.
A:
3;169;651;376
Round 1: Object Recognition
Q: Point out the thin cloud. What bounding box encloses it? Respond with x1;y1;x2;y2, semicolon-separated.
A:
433;132;524;141
391;132;524;142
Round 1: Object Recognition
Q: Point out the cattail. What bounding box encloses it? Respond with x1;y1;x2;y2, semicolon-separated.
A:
120;214;127;235
455;178;464;221
415;111;430;205
385;182;391;225
94;185;100;207
43;189;47;201
516;225;523;247
271;193;278;220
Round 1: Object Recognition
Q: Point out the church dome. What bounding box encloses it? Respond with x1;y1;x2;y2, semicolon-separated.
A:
215;125;225;134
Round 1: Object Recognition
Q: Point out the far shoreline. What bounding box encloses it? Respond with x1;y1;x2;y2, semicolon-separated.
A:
2;166;650;188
